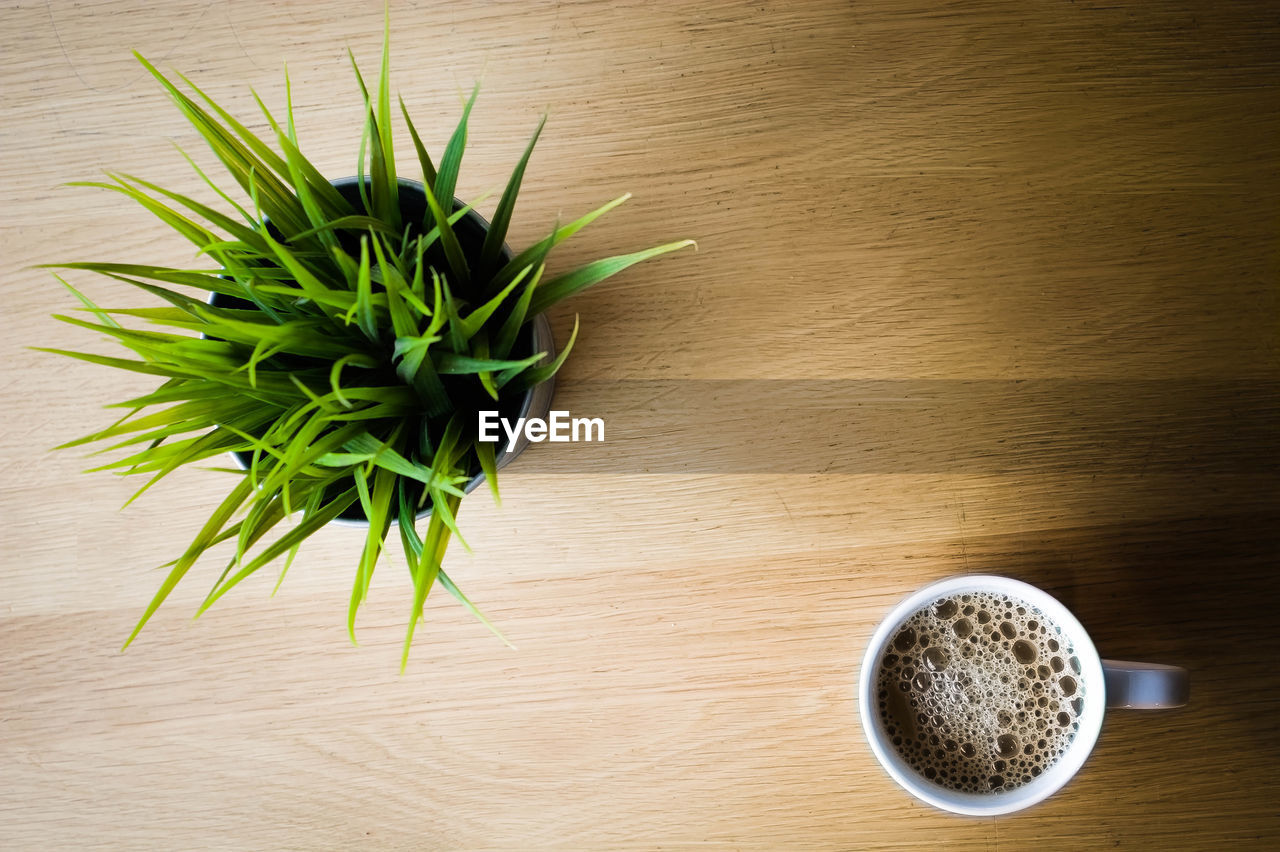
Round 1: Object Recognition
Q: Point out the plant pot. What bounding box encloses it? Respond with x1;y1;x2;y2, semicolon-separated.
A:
212;176;556;524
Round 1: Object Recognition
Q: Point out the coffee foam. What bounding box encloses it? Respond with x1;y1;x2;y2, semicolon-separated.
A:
875;591;1086;795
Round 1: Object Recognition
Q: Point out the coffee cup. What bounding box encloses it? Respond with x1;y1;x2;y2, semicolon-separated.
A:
858;574;1188;816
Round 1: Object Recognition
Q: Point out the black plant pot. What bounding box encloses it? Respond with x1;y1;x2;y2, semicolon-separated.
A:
211;176;556;524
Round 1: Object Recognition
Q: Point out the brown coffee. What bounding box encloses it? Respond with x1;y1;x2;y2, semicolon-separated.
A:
875;591;1087;794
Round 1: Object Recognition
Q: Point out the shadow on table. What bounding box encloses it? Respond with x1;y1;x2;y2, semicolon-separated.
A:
979;503;1280;761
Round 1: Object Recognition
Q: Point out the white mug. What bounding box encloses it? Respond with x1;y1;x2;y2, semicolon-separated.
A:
858;575;1189;816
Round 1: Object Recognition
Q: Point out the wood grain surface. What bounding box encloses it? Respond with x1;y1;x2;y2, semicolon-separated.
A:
2;0;1278;848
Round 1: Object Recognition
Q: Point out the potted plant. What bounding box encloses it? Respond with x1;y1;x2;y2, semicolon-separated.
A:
41;27;692;669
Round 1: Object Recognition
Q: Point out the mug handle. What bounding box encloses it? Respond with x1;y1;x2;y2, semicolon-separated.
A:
1102;660;1189;708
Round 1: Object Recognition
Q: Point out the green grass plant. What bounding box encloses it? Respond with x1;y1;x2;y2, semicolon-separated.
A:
42;22;692;669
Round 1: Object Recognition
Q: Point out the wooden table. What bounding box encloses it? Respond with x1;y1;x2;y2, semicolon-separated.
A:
3;1;1277;848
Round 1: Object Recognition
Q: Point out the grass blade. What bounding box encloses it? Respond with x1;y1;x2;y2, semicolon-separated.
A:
478;114;545;277
475;439;499;504
433;82;479;213
420;178;469;288
122;474;256;650
198;486;361;615
492;264;543;359
529;240;695;316
503;313;579;390
400;96;438;190
488;193;630;294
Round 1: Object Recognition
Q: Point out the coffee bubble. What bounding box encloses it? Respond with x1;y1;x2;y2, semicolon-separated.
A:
1013;640;1038;664
922;647;950;672
934;600;958;619
876;590;1087;795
